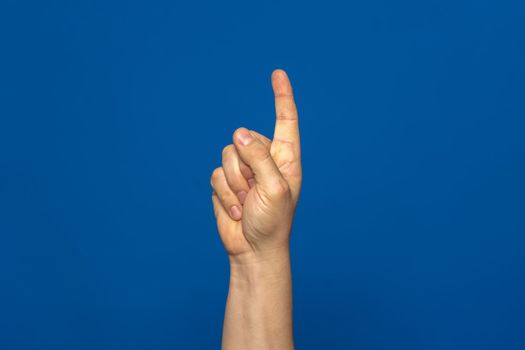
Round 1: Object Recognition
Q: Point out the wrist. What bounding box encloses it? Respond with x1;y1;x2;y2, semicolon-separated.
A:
228;247;291;288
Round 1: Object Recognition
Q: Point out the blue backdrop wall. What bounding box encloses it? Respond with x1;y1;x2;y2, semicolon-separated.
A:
1;1;524;349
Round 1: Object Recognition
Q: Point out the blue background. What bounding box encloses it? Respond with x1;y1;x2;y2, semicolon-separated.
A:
1;1;524;349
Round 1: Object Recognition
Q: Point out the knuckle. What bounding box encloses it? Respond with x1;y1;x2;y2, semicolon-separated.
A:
210;167;223;185
222;144;234;158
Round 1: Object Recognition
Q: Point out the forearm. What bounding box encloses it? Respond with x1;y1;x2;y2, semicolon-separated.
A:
222;249;294;350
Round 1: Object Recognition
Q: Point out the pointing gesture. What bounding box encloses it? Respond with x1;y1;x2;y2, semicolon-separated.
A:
210;69;302;262
271;69;302;200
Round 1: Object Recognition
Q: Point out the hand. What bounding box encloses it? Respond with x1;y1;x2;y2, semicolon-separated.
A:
210;69;302;264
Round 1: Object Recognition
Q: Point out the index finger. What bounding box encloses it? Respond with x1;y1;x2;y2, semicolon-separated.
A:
271;69;300;153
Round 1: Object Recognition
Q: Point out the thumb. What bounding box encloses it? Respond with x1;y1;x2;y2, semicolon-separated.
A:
232;127;289;198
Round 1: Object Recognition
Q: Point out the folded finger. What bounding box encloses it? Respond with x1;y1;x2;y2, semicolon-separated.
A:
222;145;250;204
210;167;243;221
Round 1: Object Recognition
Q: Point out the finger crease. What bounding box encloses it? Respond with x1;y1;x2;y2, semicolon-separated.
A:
276;115;298;120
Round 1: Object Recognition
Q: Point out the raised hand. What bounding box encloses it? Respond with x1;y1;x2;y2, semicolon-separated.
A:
210;69;302;264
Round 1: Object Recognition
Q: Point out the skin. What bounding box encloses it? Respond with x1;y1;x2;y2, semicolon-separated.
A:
210;69;302;350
